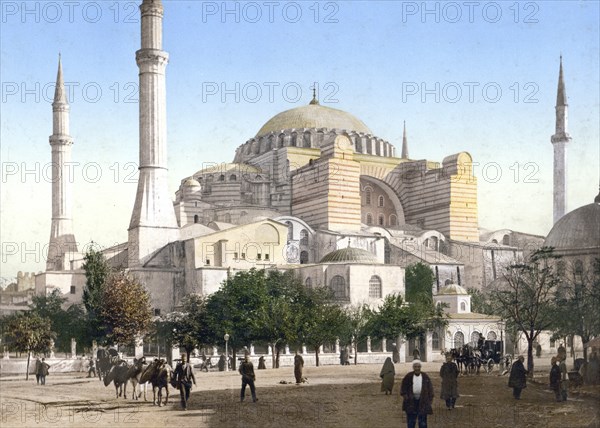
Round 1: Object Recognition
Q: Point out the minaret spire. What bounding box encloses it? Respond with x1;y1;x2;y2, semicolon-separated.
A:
309;83;319;105
128;0;179;266
47;55;78;270
551;55;572;224
401;121;409;159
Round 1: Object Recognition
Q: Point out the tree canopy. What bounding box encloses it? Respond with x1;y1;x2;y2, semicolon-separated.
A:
405;262;435;302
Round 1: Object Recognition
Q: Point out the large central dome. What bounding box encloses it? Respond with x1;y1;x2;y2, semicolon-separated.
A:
256;103;372;137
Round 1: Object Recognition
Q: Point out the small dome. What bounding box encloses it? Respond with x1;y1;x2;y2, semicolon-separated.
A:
256;103;372;137
544;201;600;249
184;178;201;187
438;283;469;295
320;247;379;264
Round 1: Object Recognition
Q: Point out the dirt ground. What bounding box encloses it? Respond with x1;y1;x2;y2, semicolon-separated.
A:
1;362;599;428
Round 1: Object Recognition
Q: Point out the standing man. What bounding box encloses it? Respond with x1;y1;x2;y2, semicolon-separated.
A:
294;351;304;384
174;354;196;410
87;356;96;378
34;357;42;385
440;352;459;409
38;358;50;385
508;355;528;399
549;356;562;401
239;353;257;402
400;360;434;428
558;353;569;401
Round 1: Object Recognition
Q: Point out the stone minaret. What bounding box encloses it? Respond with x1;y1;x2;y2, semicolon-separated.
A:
551;56;572;224
47;55;78;270
128;0;179;266
401;121;409;159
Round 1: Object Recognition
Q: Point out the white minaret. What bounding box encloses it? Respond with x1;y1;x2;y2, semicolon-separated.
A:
128;0;179;266
551;56;572;224
47;55;78;270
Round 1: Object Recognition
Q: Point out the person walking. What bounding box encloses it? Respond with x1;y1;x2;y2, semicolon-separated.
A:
440;352;459;409
174;354;197;410
508;355;528;399
392;343;400;364
379;357;395;395
38;358;50;385
87;356;96;378
258;355;266;370
558;353;569;401
294;351;304;384
549;356;562;401
239;353;257;402
400;360;434;428
34;358;42;385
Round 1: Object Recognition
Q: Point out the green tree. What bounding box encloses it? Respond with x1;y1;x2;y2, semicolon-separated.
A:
467;287;495;315
405;262;435;302
338;304;373;365
82;248;111;342
204;269;269;370
369;293;447;348
100;271;153;346
490;247;561;375
4;313;56;379
29;289;87;355
163;294;212;361
553;258;600;360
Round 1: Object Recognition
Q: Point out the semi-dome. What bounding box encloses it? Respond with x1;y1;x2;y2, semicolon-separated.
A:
256;102;372;137
320;247;379;264
438;283;469;295
544;199;600;249
183;178;201;187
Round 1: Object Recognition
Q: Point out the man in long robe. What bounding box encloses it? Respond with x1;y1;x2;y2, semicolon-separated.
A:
379;357;395;395
440;353;459;409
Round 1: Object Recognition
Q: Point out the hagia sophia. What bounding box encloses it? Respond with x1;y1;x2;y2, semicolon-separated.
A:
3;0;596;363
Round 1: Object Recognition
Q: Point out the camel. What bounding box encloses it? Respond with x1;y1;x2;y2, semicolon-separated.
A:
103;361;131;399
139;359;172;406
128;357;149;401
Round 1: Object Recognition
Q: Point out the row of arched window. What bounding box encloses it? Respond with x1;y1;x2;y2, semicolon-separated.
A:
285;222;309;246
450;330;498;349
306;275;383;299
365;213;398;227
365;190;386;208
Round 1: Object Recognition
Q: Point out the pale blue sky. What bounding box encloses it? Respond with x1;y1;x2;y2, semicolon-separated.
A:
1;1;599;276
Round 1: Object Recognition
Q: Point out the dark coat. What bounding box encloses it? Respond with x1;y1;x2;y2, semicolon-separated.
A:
549;364;561;390
440;362;459;400
400;372;434;415
508;360;528;389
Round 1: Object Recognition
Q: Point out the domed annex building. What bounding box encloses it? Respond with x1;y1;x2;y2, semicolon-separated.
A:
33;0;573;362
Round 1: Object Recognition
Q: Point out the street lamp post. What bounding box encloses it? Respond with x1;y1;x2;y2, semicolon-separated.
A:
224;333;230;372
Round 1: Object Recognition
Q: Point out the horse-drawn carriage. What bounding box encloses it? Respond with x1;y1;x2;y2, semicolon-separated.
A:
450;340;505;375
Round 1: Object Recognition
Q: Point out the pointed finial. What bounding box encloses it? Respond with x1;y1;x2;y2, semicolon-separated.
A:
309;83;319;105
556;55;567;107
347;237;351;248
53;54;67;105
401;121;409;159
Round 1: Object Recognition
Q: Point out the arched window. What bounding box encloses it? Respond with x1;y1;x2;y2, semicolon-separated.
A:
219;174;225;181
389;214;397;226
285;221;293;241
330;275;346;299
194;215;199;224
366;214;373;225
574;259;584;276
487;331;497;340
378;214;384;226
369;276;382;298
378;195;384;207
300;251;309;264
502;234;510;245
470;331;480;345
229;174;237;181
305;277;312;289
223;213;231;223
454;331;464;348
365;190;372;205
491;239;498;244
445;279;452;286
430;236;438;250
300;229;309;246
432;332;440;350
460;301;466;312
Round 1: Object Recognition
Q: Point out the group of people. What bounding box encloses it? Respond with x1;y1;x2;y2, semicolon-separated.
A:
34;357;50;385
